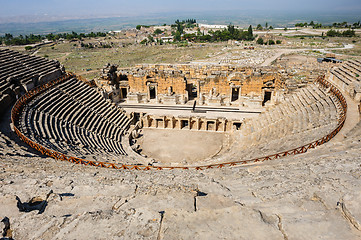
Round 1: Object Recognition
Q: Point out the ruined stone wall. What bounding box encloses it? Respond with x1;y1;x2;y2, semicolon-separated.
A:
111;63;286;106
198;76;228;95
240;78;264;96
128;74;186;95
153;75;186;95
128;75;147;93
127;64;281;95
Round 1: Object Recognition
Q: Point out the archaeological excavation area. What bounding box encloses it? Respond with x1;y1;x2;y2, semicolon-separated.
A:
1;47;361;239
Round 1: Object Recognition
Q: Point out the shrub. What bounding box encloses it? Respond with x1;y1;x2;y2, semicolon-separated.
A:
154;29;163;35
256;37;264;45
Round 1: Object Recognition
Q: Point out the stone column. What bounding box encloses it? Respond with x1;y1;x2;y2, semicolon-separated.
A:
172;117;175;129
162;116;166;129
229;85;233;103
197;80;201;100
147;82;150;101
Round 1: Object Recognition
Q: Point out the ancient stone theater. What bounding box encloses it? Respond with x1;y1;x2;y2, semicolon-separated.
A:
2;46;357;169
1;45;361;239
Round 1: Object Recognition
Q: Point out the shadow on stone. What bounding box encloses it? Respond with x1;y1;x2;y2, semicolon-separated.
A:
16;190;53;214
1;217;13;240
58;192;75;201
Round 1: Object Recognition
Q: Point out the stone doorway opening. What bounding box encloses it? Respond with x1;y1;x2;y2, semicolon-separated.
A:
233;122;242;130
181;120;189;129
263;91;272;106
207;121;215;131
231;87;239;102
149;86;156;99
121;88;128;99
134;112;141;122
187;84;198;100
156;119;164;128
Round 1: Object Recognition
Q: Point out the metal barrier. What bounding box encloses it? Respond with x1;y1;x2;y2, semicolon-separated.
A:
11;74;347;170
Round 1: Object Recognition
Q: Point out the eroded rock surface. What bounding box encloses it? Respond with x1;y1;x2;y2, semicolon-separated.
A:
1;128;361;239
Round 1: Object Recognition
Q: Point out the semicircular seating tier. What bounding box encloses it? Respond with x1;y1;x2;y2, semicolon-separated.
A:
209;82;342;164
17;77;132;163
0;49;64;116
329;59;361;99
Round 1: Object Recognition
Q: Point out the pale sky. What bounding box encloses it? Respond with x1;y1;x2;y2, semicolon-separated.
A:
1;0;361;18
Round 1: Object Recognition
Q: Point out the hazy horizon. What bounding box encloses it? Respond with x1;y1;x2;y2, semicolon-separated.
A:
1;0;361;23
0;0;360;36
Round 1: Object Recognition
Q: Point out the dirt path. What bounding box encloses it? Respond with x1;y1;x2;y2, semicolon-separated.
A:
260;44;355;66
58;52;71;62
260;49;297;66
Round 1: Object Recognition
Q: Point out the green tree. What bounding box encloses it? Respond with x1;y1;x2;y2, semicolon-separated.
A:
154;29;163;35
228;24;236;36
256;37;264;45
136;25;142;30
326;29;339;37
248;25;253;36
148;35;154;42
256;24;263;30
174;31;181;41
177;23;184;34
342;29;356;37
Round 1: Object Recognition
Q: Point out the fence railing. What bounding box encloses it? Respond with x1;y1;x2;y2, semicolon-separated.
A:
11;74;347;170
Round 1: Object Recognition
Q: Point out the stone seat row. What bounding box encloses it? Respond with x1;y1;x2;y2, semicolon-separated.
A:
330;60;361;89
30;88;123;141
0;51;57;74
21;103;127;160
330;69;353;86
342;62;361;78
19;77;131;162
0;48;65;116
338;66;357;80
55;78;129;130
30;82;130;141
31;81;130;141
242;83;337;136
234;122;337;161
0;50;61;94
31;109;126;157
238;83;339;152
